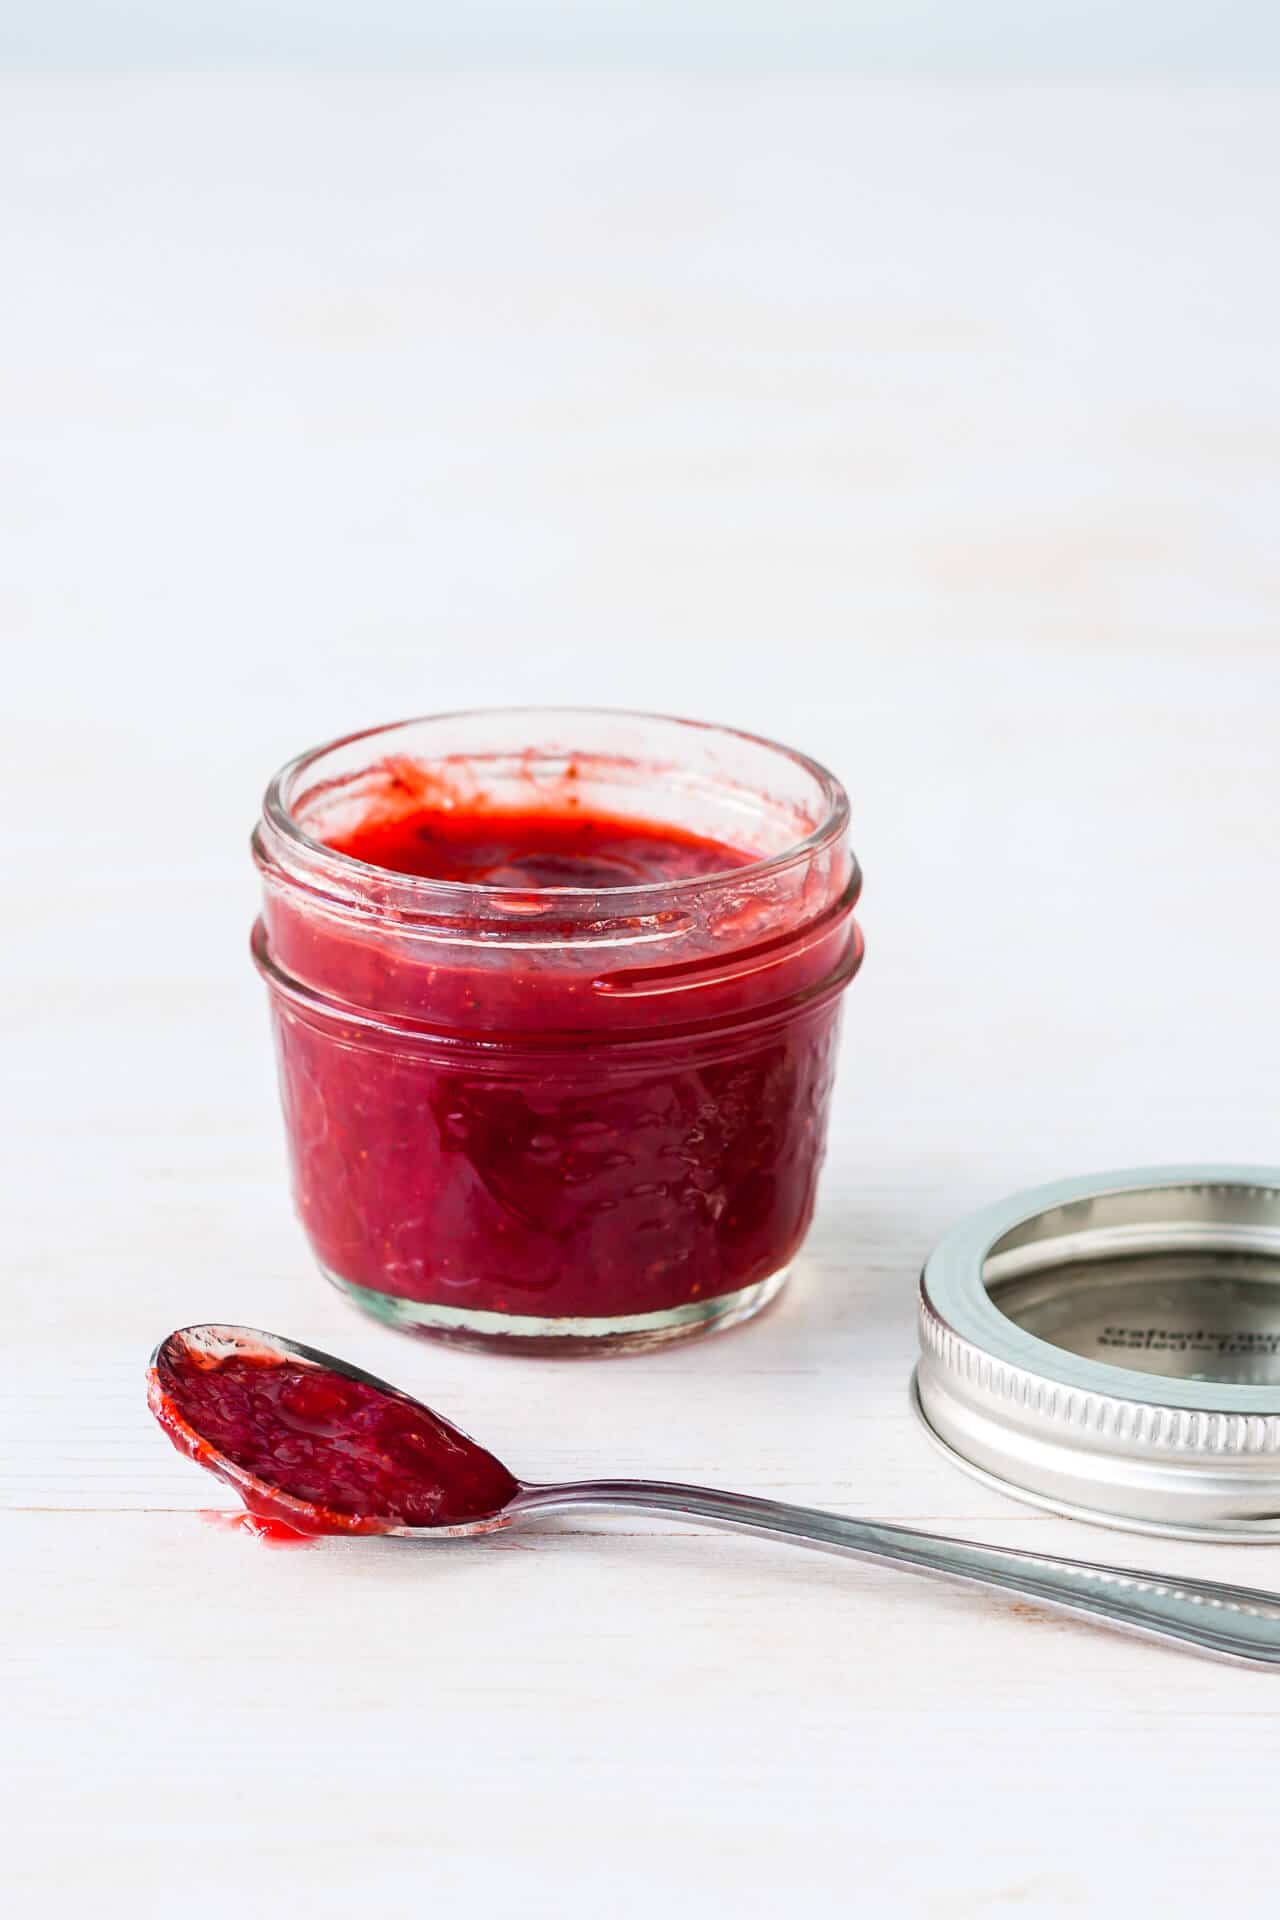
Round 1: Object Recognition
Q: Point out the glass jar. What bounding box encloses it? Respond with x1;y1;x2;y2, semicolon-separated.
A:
251;709;862;1353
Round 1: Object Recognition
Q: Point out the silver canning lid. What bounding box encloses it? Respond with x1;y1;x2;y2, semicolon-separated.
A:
915;1164;1280;1542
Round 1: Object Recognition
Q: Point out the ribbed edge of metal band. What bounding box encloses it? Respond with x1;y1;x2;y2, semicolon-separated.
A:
918;1291;1280;1458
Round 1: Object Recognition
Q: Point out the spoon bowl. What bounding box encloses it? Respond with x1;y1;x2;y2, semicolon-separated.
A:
148;1323;523;1537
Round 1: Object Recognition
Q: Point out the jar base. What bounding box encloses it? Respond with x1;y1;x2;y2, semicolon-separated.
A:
320;1265;790;1356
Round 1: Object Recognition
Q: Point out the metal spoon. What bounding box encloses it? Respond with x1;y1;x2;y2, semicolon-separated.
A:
152;1325;1280;1669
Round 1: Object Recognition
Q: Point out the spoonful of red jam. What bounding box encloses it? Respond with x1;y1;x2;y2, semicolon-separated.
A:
148;1325;1280;1667
149;1326;518;1537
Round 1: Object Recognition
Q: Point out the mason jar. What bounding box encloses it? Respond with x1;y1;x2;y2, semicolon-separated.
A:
251;708;862;1353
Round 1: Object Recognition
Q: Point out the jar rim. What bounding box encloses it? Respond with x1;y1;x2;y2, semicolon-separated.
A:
259;705;851;907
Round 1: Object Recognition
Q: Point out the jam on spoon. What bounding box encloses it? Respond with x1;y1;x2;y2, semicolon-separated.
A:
149;1326;517;1537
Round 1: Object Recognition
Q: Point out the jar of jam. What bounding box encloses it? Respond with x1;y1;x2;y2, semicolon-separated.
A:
251;709;862;1353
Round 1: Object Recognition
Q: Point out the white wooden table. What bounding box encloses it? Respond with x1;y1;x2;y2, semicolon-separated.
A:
6;74;1280;1918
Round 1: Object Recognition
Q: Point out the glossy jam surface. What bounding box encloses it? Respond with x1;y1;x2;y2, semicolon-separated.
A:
256;760;859;1338
329;802;750;889
150;1336;518;1533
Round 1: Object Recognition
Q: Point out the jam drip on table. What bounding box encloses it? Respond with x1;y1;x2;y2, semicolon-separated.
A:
151;1336;518;1535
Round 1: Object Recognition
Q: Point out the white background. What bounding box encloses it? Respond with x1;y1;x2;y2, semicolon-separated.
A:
5;24;1280;1920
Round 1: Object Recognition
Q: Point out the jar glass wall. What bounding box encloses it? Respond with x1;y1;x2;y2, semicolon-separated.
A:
252;709;862;1353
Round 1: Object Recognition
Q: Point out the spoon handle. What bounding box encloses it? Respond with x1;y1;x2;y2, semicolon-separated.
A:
515;1480;1280;1668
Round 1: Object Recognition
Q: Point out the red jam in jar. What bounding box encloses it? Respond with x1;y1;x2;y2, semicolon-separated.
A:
252;710;862;1353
